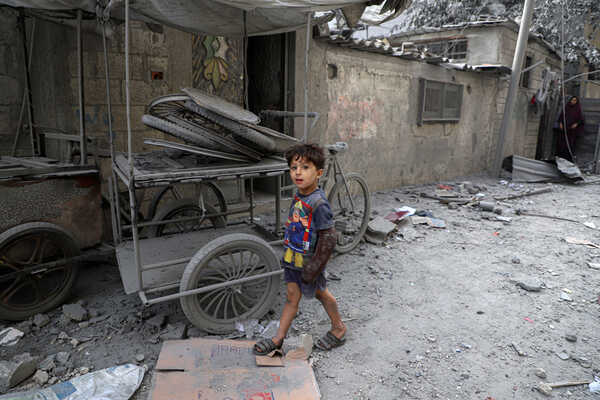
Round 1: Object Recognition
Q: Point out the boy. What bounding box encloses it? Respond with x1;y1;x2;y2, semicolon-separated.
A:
253;144;347;354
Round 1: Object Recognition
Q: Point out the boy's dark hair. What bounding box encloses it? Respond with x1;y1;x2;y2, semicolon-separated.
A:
284;143;326;170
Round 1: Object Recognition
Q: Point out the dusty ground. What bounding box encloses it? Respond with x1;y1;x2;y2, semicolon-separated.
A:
2;175;600;399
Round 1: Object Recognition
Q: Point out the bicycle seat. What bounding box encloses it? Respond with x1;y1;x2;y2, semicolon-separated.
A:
326;142;348;155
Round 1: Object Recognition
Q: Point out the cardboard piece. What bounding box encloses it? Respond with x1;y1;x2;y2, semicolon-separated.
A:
256;349;284;367
151;338;320;400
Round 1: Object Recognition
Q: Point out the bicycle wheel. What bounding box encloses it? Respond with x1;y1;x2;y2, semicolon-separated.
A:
0;223;80;320
327;173;371;253
147;182;227;221
180;233;281;333
147;199;226;238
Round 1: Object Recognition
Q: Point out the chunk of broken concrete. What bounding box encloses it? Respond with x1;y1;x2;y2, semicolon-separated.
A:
62;303;89;322
0;353;39;391
365;217;397;244
0;327;24;346
33;313;50;328
534;368;547;379
33;369;49;385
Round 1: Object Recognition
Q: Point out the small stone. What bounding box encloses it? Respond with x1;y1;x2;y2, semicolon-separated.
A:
0;327;24;346
146;314;167;330
159;323;188;341
556;351;570;360
0;353;39;391
511;256;521;264
55;352;70;365
534;368;547;379
78;367;90;375
53;366;67;377
48;377;58;385
62;303;88;322
38;356;56;372
565;334;577;342
33;314;50;328
516;278;543;292
537;382;553;396
560;292;573;302
135;354;145;362
70;338;79;347
33;370;49;385
78;321;90;329
57;331;70;341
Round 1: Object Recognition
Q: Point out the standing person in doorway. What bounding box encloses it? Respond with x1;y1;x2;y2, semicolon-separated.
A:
557;95;585;162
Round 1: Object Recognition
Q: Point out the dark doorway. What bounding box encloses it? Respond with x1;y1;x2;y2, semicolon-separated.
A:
247;32;295;136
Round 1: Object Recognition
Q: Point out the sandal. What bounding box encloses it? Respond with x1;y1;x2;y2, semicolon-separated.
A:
314;331;346;351
253;338;283;356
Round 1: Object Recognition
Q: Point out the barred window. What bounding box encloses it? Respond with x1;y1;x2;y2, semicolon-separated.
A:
416;39;468;60
418;79;464;124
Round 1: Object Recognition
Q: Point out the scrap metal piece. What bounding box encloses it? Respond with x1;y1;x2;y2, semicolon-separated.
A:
144;138;251;163
555;156;583;180
182;87;260;124
511;155;562;182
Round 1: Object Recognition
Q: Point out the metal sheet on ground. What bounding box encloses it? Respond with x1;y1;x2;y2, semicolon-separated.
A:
183;88;261;124
151;338;320;400
512;155;562;182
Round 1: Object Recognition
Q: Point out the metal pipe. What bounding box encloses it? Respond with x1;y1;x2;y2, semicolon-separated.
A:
121;207;249;229
142;257;192;272
11;18;36;157
276;175;282;234
107;174;119;245
77;10;87;165
142;269;284;305
249;177;254;223
493;0;535;176
112;175;123;240
303;12;311;143
124;0;143;291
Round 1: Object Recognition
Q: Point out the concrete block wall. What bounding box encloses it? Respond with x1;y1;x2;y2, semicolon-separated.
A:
296;33;503;191
0;8;26;155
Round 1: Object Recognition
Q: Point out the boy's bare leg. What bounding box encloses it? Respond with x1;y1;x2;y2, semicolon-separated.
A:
272;283;302;346
315;288;346;338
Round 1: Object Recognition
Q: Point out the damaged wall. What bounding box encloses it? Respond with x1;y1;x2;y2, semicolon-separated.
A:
296;33;501;191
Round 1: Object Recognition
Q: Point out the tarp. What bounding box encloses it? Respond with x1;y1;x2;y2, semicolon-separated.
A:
0;0;410;36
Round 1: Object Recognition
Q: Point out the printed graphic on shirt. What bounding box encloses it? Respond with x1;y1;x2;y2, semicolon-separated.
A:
283;198;315;268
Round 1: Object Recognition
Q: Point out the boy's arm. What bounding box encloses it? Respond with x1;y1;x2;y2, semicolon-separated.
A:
301;227;336;284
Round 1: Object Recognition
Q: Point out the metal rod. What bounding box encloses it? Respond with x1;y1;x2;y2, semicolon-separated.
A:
249;177;255;223
142;257;192;272
121;207;249;229
283;32;289;135
142;269;284;305
124;0;142;291
19;11;36;157
276;175;282;234
107;174;119;245
594;124;600;174
493;0;535;176
11;18;36;157
77;10;87;165
303;12;311;143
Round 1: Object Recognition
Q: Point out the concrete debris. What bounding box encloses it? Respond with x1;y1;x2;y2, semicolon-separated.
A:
146;314;167;330
159;322;188;340
0;353;39;391
535;368;547;379
62;303;89;322
135;354;145;362
38;355;56;372
516;278;543;292
511;256;521;264
33;369;49;385
57;331;70;341
573;356;592;368
365;216;397;244
33;314;50;328
587;262;600;270
0;327;24;346
55;351;71;365
560;292;573;302
556;351;570;361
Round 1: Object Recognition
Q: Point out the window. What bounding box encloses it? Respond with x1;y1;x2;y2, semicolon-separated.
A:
521;55;533;88
415;39;468;60
418;79;464;124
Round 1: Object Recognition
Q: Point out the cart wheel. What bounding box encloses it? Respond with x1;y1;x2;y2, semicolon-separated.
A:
327;173;371;253
0;222;80;321
180;233;281;333
147;182;227;221
147;199;226;238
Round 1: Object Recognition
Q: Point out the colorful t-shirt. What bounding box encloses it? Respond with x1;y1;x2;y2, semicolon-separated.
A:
282;188;333;271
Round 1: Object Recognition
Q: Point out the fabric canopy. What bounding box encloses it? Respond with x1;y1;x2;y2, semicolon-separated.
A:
0;0;406;36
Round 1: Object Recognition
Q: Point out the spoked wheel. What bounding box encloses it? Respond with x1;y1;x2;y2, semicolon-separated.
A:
180;233;281;333
0;223;80;320
147;199;226;238
327;173;371;253
147;182;227;221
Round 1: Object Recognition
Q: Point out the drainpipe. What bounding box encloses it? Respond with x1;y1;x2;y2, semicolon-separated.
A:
493;0;535;176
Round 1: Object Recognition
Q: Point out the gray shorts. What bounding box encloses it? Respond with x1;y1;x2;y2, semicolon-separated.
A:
283;268;326;298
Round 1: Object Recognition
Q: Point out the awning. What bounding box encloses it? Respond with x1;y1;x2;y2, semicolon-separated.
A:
0;0;411;36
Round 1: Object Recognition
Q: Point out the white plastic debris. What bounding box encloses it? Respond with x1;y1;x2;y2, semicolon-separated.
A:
589;377;600;393
0;364;145;400
260;320;280;339
583;221;597;230
0;328;24;346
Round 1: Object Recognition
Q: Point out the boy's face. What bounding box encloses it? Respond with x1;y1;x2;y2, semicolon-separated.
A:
289;155;323;195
